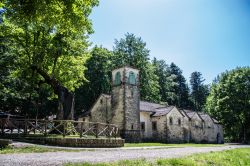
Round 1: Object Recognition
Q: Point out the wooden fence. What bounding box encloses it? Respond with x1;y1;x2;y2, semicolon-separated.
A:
0;118;119;138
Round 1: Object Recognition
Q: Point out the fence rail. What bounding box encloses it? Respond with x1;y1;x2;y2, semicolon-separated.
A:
0;118;119;138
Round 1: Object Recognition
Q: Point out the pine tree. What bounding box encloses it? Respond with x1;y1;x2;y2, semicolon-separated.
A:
190;71;209;111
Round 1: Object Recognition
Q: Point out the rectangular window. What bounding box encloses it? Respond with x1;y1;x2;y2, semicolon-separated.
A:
152;121;157;131
178;118;181;126
141;122;145;131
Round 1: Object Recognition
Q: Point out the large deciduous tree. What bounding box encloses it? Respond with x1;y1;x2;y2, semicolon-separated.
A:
1;0;99;119
206;67;250;143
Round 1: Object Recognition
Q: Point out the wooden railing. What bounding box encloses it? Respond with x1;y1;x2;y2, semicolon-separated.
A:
0;118;119;138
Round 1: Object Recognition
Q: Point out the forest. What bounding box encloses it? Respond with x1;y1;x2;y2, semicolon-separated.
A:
0;1;249;142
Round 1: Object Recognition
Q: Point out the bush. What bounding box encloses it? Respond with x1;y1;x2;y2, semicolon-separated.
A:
0;139;12;149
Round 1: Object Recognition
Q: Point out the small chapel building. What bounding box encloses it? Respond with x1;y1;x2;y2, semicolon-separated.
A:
79;66;224;143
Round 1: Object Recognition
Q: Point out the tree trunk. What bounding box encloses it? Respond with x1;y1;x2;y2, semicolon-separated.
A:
31;66;74;120
57;86;74;120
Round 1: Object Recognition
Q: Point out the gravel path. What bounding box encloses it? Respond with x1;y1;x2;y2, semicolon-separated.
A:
0;144;249;166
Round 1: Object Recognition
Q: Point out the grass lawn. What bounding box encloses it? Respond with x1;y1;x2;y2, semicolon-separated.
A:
124;142;225;147
65;148;250;166
0;145;78;154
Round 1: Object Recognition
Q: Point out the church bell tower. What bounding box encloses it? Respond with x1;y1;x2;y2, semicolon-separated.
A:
111;66;141;142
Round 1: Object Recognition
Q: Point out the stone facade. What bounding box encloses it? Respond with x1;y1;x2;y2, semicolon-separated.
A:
89;94;111;124
81;66;224;143
111;67;141;142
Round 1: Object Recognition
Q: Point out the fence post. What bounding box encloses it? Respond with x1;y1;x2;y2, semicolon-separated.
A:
63;121;66;138
24;119;28;136
115;127;118;139
107;124;110;138
95;123;99;138
34;120;37;134
44;120;47;136
17;120;20;134
1;119;4;135
80;122;83;138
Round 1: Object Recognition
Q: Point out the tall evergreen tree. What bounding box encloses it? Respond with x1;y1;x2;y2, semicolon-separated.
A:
113;33;160;102
190;71;209;111
169;63;190;108
152;58;174;104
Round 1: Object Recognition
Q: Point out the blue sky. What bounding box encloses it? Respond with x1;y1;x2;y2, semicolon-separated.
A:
89;0;250;84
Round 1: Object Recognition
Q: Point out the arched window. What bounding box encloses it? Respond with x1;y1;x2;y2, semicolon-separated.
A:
128;71;136;85
114;72;121;85
169;117;173;125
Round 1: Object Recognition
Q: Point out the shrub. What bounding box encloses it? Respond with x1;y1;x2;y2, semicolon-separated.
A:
0;139;12;149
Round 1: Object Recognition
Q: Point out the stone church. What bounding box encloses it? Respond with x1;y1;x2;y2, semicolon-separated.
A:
79;66;224;143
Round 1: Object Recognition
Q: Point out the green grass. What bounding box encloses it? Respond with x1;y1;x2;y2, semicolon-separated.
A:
0;145;78;154
124;142;224;147
65;148;250;166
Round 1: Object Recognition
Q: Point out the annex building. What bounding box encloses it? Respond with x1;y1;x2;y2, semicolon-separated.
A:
79;66;224;143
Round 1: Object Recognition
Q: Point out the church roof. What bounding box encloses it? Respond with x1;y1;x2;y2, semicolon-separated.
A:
152;106;175;116
182;109;196;119
198;112;211;121
140;101;165;112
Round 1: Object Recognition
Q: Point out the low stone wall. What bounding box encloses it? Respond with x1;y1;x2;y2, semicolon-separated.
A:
30;137;125;148
1;135;124;148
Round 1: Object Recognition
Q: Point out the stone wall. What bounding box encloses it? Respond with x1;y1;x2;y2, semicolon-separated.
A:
140;112;153;139
90;95;111;124
111;86;125;129
202;116;216;143
124;84;140;131
182;116;190;143
151;116;167;142
111;67;141;142
214;124;224;144
189;113;203;143
6;137;124;148
165;108;185;143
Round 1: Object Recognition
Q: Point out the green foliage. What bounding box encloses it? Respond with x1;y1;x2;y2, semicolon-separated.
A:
112;33;160;102
2;0;99;91
169;63;190;108
157;148;250;166
152;60;190;108
75;46;113;114
0;139;11;149
190;71;209;111
206;67;250;142
0;0;98;116
152;58;172;103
